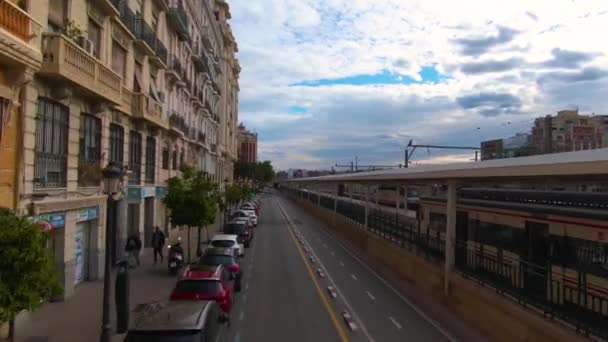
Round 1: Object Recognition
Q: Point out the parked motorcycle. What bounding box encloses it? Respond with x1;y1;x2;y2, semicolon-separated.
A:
168;242;184;275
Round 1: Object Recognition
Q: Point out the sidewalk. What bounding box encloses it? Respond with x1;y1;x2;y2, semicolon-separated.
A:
15;248;178;342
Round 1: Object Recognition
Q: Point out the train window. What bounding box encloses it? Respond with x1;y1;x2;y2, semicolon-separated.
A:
474;221;519;253
555;237;608;277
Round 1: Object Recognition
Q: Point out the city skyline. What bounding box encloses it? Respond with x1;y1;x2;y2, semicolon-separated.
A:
229;0;608;170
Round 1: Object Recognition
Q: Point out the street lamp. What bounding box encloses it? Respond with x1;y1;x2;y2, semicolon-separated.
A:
100;161;125;342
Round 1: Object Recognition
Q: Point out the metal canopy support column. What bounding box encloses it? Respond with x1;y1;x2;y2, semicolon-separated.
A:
333;184;338;226
364;186;369;230
403;185;409;216
444;179;457;296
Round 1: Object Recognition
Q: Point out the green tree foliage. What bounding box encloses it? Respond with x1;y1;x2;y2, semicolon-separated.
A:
234;161;275;183
0;208;62;341
164;165;219;260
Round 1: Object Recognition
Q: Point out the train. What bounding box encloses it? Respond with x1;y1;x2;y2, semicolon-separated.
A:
339;184;420;211
418;187;608;327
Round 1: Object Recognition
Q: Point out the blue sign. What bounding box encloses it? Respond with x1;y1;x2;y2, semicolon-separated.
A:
156;186;167;199
143;186;156;198
128;187;142;201
34;212;65;229
76;207;99;222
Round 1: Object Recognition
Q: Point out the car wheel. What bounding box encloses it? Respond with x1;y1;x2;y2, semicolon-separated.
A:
235;279;242;292
244;242;250;248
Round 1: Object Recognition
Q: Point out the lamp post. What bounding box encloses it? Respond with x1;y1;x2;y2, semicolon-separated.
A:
100;162;125;342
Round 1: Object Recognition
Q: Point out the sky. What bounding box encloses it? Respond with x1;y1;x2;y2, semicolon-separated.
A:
228;0;608;170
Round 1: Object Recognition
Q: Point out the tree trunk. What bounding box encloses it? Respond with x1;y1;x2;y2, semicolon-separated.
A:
187;226;191;263
196;226;202;257
8;319;15;342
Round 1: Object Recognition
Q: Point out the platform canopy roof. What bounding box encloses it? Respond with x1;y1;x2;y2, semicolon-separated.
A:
284;148;608;184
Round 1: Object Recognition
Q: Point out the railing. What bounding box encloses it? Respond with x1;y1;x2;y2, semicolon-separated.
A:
119;86;133;114
169;113;187;134
167;4;189;41
115;0;137;35
155;37;168;65
285;189;608;340
0;0;41;43
134;16;156;51
78;159;102;187
198;131;206;144
40;33;122;104
34;152;67;188
132;93;164;127
145;163;155;184
129;162;141;184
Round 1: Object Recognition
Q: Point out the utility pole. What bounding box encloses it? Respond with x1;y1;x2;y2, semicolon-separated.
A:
404;139;480;167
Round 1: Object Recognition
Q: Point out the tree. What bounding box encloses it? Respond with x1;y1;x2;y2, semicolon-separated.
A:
234;160;275;185
164;165;219;262
0;208;62;342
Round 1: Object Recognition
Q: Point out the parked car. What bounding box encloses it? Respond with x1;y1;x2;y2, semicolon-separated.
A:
242;202;260;215
232;209;257;226
208;234;244;257
170;264;235;315
124;300;228;342
199;247;242;291
224;220;253;247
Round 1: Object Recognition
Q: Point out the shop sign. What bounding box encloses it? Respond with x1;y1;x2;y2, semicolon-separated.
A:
33;212;65;229
76;207;99;222
143;186;156;198
156;186;167;199
128;187;142;201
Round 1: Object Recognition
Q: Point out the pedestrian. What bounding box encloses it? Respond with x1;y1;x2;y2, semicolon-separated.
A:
125;234;142;267
151;226;166;264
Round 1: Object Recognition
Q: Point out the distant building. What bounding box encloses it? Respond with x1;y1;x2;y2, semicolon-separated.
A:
481;133;530;160
530;110;604;154
237;123;258;163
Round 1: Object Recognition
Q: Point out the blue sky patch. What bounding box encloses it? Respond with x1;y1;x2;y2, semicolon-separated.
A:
290;65;449;87
287;106;308;114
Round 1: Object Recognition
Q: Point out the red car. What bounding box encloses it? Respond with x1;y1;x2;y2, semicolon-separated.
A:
170;264;234;315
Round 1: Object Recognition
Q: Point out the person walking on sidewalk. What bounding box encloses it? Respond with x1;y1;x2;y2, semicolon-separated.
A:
125;234;142;267
151;226;166;264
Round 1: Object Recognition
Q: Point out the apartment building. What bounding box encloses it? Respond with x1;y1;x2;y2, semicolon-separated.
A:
531;109;604;154
237;122;257;163
0;0;239;299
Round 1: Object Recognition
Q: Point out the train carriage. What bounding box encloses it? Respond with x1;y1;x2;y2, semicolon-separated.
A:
419;188;608;327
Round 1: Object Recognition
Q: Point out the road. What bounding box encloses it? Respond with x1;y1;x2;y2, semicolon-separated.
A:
227;193;451;342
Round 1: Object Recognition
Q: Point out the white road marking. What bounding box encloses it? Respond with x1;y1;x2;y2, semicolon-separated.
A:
239;311;245;321
366;291;376;301
310;219;456;342
351;274;358;281
331;251;335;256
339;261;344;267
389;316;402;330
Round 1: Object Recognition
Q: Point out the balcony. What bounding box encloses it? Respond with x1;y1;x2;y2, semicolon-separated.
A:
151;0;169;11
93;0;120;16
116;86;134;115
112;0;137;39
165;56;185;86
132;93;167;129
134;16;156;56
198;131;206;145
0;0;42;69
167;5;190;42
192;52;210;74
187;127;197;141
149;36;168;68
40;33;122;105
169;112;187;136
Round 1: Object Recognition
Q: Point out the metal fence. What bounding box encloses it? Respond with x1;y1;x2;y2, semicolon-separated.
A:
284;188;608;339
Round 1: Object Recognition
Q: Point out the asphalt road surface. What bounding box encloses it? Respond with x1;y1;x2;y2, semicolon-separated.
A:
226;192;451;342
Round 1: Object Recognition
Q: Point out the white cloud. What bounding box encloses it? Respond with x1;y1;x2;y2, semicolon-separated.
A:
229;0;608;170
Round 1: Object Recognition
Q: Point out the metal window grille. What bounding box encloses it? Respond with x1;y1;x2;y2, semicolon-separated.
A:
162;148;169;169
34;98;69;188
145;136;156;183
129;131;142;184
109;123;124;164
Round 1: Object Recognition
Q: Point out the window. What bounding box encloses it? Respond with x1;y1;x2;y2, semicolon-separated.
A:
79;114;102;186
172;150;177;170
87;19;102;59
162;147;169;169
180;150;184;169
109;123;124;164
145;136;156;183
34;98;69;188
134;61;143;93
48;0;68;30
129;131;142;184
111;41;127;79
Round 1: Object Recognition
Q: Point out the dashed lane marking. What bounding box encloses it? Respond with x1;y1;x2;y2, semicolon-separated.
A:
389;316;403;330
366;291;376;301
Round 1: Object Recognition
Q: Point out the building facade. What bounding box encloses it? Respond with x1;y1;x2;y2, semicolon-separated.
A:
0;0;239;300
530;110;604;154
237;122;256;163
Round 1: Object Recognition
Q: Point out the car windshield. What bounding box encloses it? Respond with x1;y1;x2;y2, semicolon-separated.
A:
225;224;246;235
211;240;236;248
199;254;234;267
125;331;200;342
175;280;222;294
